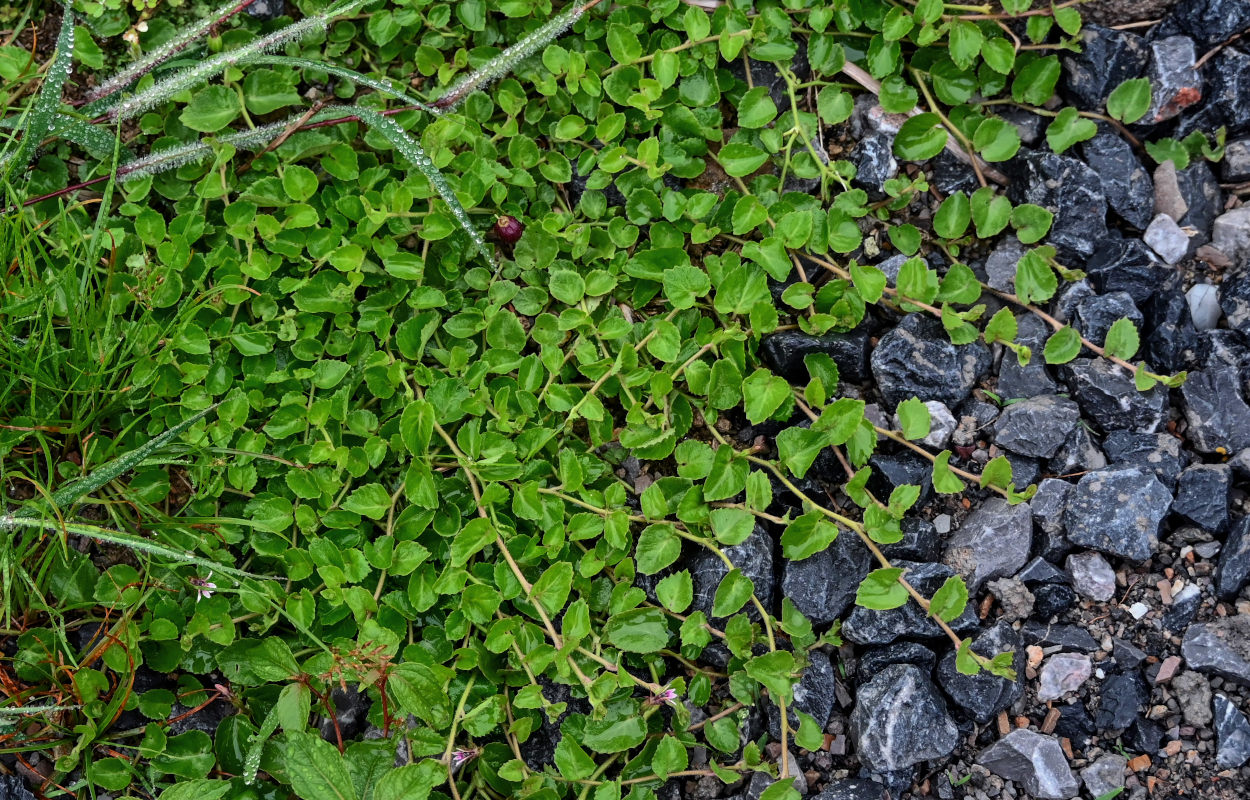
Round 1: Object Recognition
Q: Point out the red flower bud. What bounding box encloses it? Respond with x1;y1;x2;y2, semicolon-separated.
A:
493;215;524;244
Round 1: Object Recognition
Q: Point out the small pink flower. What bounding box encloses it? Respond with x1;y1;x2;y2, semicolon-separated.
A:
188;573;216;602
451;748;478;767
647;687;678;706
214;683;234;701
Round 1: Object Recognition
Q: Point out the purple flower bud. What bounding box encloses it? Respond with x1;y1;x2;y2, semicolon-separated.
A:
493;215;524;245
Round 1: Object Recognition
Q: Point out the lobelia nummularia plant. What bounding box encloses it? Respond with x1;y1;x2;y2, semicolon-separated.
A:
0;0;1206;796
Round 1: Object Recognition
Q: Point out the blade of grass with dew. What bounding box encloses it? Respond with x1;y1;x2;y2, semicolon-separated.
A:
6;2;74;179
0;403;217;523
351;105;494;267
250;56;439;112
84;0;260;103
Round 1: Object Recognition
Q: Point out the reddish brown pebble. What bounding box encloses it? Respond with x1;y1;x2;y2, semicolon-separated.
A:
1164;740;1183;757
1015;715;1030;729
1042;707;1061;734
997;711;1011;736
1060;737;1074;759
1158;579;1173;605
1128;754;1152;771
1155;655;1183;683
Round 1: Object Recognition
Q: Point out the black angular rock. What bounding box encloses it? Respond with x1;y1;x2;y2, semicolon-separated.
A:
1065;467;1171;562
1102;431;1189;490
1114;639;1149;669
1124;716;1165;754
1215;693;1250;769
1005;150;1107;259
1181;368;1250;454
1075;292;1144;348
1054;703;1096;748
1203;47;1250;135
977;729;1080;800
317;686;371;742
1016;556;1070;587
728;47;811;113
1156;0;1250;48
1067;358;1169;434
770;649;838;740
244;0;285;18
851;132;898;196
993;395;1081;459
1202;329;1250;381
691;525;775;621
1049;422;1107;476
931;149;980;195
1095;670;1149;731
1080;128;1155;229
1020;621;1100;652
850;664;961;772
760;328;874;386
943;498;1033;592
1164;584;1202;632
842;561;979;645
1182;616;1250;685
1173;463;1232;533
1083;238;1168;306
782;529;871;626
858;642;937;677
813;780;889;800
867;452;933;508
1032;583;1077;619
1143;288;1207;373
1176;161;1223;241
998;311;1058;400
1061;25;1150;109
1030;478;1072;548
935;622;1025;723
0;778;36;800
1216;516;1250;600
880;517;941;563
1221;271;1250;338
869;314;991;409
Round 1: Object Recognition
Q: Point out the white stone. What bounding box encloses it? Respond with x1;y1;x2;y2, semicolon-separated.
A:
1213;207;1250;266
1144;213;1191;264
1129;601;1150;619
1038;653;1093;701
1066;551;1116;601
934;514;952;535
1187;283;1222;331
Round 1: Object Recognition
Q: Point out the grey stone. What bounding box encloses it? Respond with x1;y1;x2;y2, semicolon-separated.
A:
811;780;888;800
986;239;1024;292
1061;25;1149;109
0;777;36;800
1186;283;1222;331
1146;35;1202;123
1080;127;1155;229
858;642;936;677
1176;161;1223;240
1216;515;1250;599
850;664;960;773
935;622;1025;723
1005;150;1107;260
1156;0;1250;48
1038;653;1092;701
1172;670;1213;726
1182;616;1250;685
1220;270;1250;336
1080;755;1126;799
782;525;871;626
1173;463;1232;533
1066;551;1117;601
1144;286;1207;373
244;0;285;18
770;650;838;742
692;525;774;621
1054;279;1097;325
977;729;1079;799
870;313;991;409
998;313;1059;400
1165;583;1203;632
881;517;942;563
1214;693;1250;769
1114;638;1149;669
943;498;1033;592
987;577;1036;621
1213;207;1250;267
1155;159;1188;221
851;132;898;195
1223;139;1250;182
1020;621;1099;652
1143;213;1190;264
893;400;956;449
1049;422;1107;476
1064;467;1171;562
1180;367;1250;454
1031;478;1071;538
1067;358;1168;434
1075;291;1143;349
992;395;1081;458
842;561;979;645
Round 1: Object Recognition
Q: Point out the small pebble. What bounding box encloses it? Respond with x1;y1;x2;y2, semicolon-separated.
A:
1129;602;1151;619
1143;213;1190;264
1186;284;1221;331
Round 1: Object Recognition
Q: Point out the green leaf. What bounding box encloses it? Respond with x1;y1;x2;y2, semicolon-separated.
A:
936;263;981;304
934;192;971;239
850;263;887;303
710;508;756;546
606;24;642;64
1045;107;1097;154
180;85;240;133
1107;77;1152;123
980;455;1014;489
932;451;965;493
1013;247;1057;303
389;664;453;728
451;517;495;566
745;650;797;702
896;397;931;440
1103;317;1140;359
738;87;779;128
882;7;915;41
929;575;969;622
720;143;770;177
856;567;908;610
656;571;694;613
894;113;949;161
285;732;358;800
9;4;74;176
973;117;1021;162
713;570;756;617
605;607;670;653
1011;55;1061;106
776;427;832;479
743;369;791;424
583;716;649;753
531;562;574;616
780;511;840;560
879;75;919;113
897;257;939;305
955;639;982;675
704;445;749;502
813;398;866;445
1043;326;1083;365
637;524;682;575
983;308;1018;345
970;187;1011;237
375;761;444;800
795;710;825;751
889;223;923;256
948;20;983;71
981;36;1015;74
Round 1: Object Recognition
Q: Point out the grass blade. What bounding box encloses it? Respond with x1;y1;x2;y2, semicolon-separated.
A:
6;2;74;179
251;56;438;112
352;105;494;267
